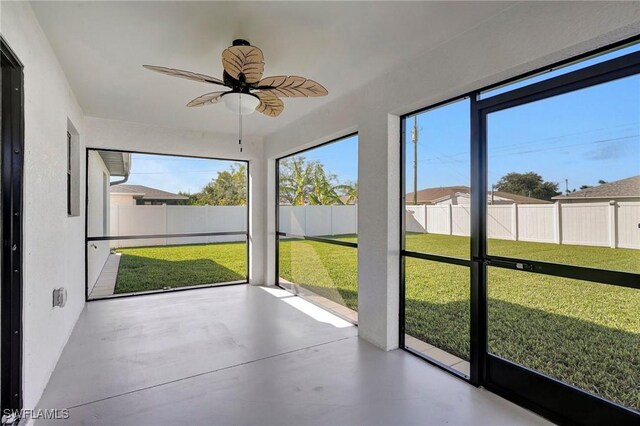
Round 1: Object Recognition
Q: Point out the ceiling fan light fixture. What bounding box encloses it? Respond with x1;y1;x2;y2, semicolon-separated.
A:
223;92;260;115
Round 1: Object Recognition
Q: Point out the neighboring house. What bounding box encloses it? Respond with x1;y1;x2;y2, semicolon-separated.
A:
552;175;640;203
87;150;131;292
110;184;189;206
406;186;550;205
339;195;357;205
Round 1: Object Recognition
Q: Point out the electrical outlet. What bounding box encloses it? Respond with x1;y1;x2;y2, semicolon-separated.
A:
53;287;67;308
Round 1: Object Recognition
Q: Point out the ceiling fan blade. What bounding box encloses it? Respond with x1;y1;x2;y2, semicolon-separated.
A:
255;91;284;117
221;45;265;84
186;91;228;107
257;76;328;97
143;65;226;86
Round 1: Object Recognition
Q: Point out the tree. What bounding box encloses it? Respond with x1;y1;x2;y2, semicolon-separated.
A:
336;181;358;204
494;172;560;201
177;191;201;205
308;164;343;205
279;157;314;205
183;164;247;206
278;157;353;205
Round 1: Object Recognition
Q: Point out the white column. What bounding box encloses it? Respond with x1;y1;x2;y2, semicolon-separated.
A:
265;158;277;285
608;200;617;249
357;113;400;351
248;153;266;285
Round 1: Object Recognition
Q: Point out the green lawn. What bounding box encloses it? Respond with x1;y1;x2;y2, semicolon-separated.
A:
114;242;247;294
279;234;640;411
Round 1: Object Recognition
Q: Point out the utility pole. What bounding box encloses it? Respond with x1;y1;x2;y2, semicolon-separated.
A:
565;178;569;194
412;115;418;205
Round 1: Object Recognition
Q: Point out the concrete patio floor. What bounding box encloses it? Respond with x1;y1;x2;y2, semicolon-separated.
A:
36;285;549;425
88;253;121;299
280;280;470;376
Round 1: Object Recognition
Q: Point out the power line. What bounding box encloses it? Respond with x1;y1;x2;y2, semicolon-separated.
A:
129;169;227;175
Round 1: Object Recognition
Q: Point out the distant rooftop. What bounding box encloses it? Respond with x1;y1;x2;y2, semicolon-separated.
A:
110;184;188;201
406;186;550;204
552;176;640;199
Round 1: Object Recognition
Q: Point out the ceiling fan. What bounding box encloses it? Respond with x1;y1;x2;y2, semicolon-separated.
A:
143;39;327;118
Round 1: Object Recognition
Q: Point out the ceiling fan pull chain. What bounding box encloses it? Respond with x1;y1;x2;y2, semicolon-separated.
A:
239;94;243;153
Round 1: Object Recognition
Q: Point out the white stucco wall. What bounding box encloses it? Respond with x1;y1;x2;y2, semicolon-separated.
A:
83;117;267;285
110;194;136;207
263;2;640;350
1;1;86;411
86;151;111;292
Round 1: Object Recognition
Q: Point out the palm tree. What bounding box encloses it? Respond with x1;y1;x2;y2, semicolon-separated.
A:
308;165;343;205
335;182;358;204
279;158;313;205
279;157;355;206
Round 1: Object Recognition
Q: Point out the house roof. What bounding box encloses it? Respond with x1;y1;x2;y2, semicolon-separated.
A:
110;184;188;201
98;150;131;177
339;195;357;205
406;186;470;204
406;186;550;204
552;175;640;200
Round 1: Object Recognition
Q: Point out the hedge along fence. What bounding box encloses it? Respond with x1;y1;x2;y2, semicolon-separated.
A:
406;201;640;249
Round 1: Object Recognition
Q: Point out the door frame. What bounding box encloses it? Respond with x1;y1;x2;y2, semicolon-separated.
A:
400;39;640;425
472;49;640;425
1;36;24;417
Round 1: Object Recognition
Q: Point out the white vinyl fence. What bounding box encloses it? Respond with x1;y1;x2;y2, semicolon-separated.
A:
109;205;247;248
278;205;358;237
109;202;640;249
406;201;640;249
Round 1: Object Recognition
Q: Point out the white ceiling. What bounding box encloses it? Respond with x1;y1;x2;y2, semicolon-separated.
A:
31;1;514;137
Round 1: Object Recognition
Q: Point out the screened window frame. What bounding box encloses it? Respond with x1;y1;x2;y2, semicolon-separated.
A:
399;35;640;425
84;147;250;301
274;132;359;323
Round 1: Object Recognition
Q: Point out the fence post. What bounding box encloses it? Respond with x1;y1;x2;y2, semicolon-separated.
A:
113;205;120;249
448;204;453;235
553;202;562;244
511;203;518;241
331;205;335;236
609;200;617;248
163;204;169;246
422;204;428;233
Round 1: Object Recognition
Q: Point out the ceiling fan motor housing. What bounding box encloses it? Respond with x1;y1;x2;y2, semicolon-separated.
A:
232;39;251;46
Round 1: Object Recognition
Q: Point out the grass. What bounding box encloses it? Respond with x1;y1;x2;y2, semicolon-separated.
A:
114;242;247;294
278;233;640;411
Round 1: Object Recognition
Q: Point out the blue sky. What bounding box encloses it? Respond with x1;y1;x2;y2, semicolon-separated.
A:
123;154;243;194
125;44;638;195
123;136;358;194
287;135;359;184
404;44;640;193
